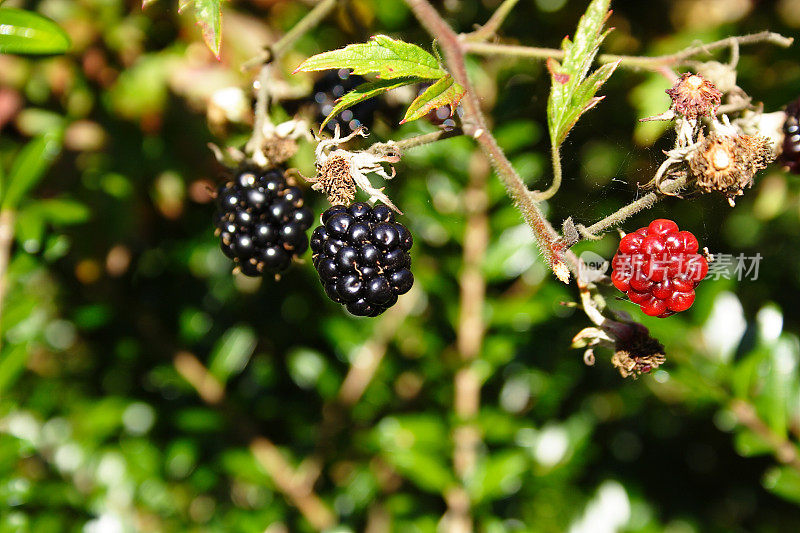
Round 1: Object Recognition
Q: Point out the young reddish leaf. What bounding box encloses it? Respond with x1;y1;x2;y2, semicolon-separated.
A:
321;77;422;131
192;0;222;59
401;76;465;124
295;35;446;80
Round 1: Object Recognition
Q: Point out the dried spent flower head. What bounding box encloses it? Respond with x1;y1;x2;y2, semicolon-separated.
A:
310;153;356;206
262;136;299;166
666;73;722;120
250;118;312;168
572;318;665;379
612;330;666;379
304;125;402;212
689;132;774;205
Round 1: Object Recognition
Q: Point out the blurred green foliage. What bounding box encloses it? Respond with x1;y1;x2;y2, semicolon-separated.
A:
2;0;800;532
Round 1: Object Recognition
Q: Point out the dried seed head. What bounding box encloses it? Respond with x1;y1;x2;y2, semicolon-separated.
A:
305;125;402;212
263;136;298;165
666;73;722;120
308;153;357;206
612;330;666;379
572;318;666;379
689;132;774;204
248;117;312;169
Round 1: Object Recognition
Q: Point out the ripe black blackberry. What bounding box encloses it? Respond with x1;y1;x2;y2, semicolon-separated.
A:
780;97;800;174
313;69;378;134
311;203;414;317
214;169;314;277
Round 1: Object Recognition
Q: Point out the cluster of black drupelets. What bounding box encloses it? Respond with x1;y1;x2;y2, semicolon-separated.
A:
310;204;414;317
781;97;800;174
215;169;314;277
214;172;414;316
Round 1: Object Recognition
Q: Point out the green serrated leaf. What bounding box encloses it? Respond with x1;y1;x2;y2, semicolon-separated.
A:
321;77;420;131
209;325;256;383
295;34;446;80
192;0;222;58
550;60;619;145
1;129;64;211
546;0;616;147
401;75;465;124
0;8;71;55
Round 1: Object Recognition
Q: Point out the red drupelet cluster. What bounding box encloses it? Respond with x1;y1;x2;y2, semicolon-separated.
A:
611;219;708;318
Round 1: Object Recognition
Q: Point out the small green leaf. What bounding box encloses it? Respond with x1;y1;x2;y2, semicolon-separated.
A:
733;428;773;458
321;77;420;131
0;344;29;394
755;336;798;438
1;129;64;211
295;35;446;80
731;346;769;398
31;198;91;225
384;449;454;493
208;325;256;383
401;75;465;124
108;52;179;120
14;207;45;252
546;0;617;147
765;466;800;505
467;450;528;503
0;8;71;55
191;0;222;59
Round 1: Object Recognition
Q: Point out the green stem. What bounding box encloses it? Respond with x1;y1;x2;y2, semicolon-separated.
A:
577;175;689;240
245;0;341;159
464;31;793;70
403;0;570;283
464;0;521;42
369;128;463;155
531;143;563;201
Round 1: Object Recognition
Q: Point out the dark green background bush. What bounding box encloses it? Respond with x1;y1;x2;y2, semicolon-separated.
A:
2;0;800;531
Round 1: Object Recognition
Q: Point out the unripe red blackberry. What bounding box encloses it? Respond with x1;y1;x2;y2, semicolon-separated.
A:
215;169;313;276
611;219;708;318
311;203;414;317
